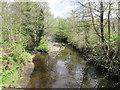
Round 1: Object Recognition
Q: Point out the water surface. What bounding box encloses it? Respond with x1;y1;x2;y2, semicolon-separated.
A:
26;44;116;88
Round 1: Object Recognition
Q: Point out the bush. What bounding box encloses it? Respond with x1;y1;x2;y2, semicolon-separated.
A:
0;42;32;88
21;52;32;62
55;30;68;41
35;39;49;52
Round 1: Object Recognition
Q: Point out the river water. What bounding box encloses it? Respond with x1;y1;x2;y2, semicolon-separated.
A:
26;43;116;88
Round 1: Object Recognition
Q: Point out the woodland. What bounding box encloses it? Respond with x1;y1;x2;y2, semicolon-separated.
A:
0;0;120;88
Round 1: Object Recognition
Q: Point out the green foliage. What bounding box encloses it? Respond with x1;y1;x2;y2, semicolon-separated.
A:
54;7;119;78
55;19;68;40
0;42;32;88
1;2;50;88
0;64;24;88
55;29;68;40
35;38;49;52
13;2;46;47
104;34;120;43
0;64;21;88
2;43;32;63
22;52;32;62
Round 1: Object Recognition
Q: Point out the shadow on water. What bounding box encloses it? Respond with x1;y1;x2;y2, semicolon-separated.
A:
26;44;116;88
27;53;57;88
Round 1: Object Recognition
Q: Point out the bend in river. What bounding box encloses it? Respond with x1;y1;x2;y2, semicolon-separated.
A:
26;39;116;88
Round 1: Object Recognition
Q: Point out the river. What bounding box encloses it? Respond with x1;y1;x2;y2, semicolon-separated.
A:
26;41;116;88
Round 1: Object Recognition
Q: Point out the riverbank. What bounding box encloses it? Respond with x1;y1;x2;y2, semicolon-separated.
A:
18;37;65;88
24;37;119;88
2;36;119;88
55;39;120;87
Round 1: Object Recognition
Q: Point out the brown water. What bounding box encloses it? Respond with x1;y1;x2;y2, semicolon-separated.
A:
26;44;116;88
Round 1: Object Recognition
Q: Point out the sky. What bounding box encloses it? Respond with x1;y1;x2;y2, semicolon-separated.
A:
45;0;76;18
42;0;118;18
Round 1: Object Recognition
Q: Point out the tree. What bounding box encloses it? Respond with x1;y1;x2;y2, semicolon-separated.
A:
108;0;111;41
82;9;90;45
118;1;120;53
100;0;105;43
10;2;48;47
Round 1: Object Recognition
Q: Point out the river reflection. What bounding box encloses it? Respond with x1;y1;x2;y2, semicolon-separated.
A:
27;44;116;88
27;53;58;88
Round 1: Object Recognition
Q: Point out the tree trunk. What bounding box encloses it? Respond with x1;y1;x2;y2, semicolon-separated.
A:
118;1;120;54
82;10;89;45
107;1;111;56
100;0;104;43
108;1;111;41
88;1;101;39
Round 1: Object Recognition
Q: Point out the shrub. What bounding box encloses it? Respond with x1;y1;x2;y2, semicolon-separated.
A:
0;42;32;88
55;30;68;41
35;39;49;52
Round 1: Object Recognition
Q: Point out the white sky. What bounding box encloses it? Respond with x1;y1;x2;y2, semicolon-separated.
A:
45;0;76;18
45;0;118;18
